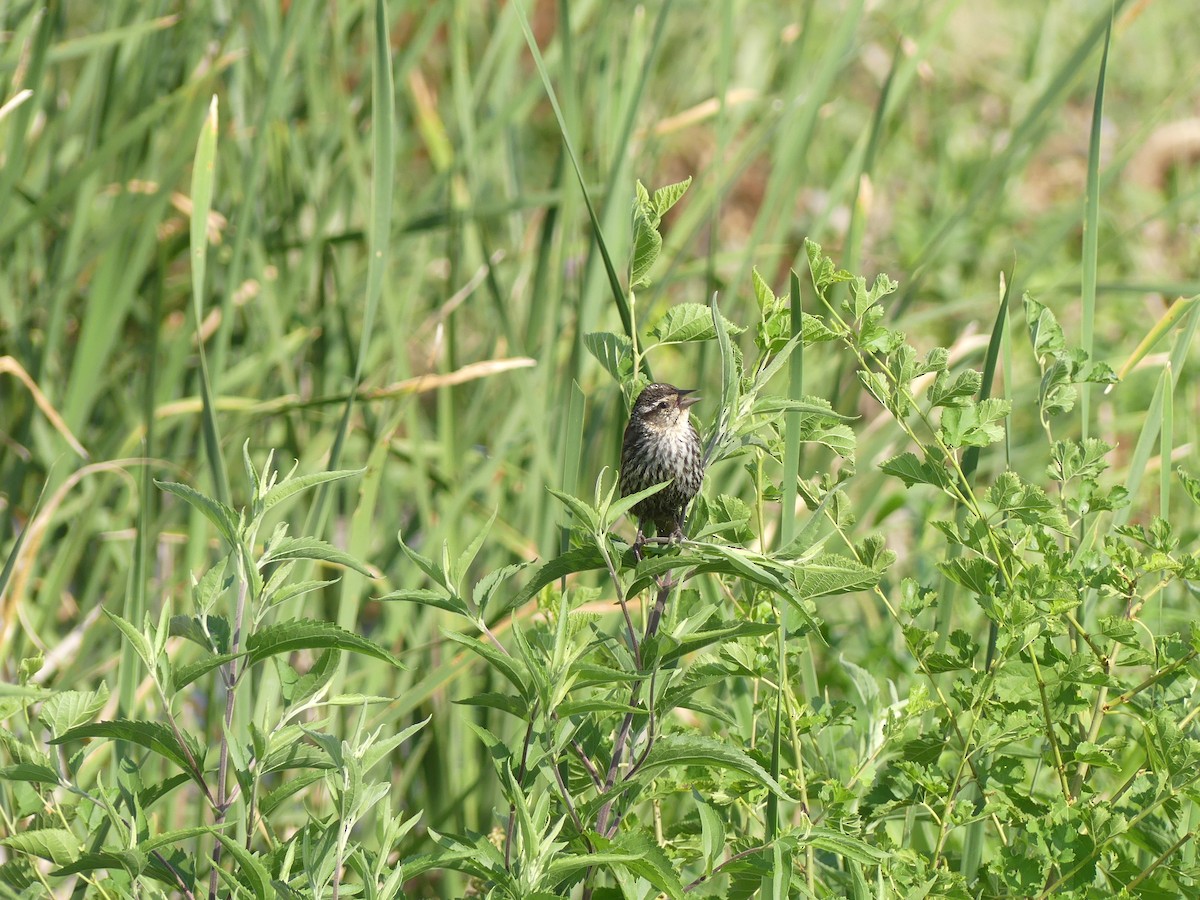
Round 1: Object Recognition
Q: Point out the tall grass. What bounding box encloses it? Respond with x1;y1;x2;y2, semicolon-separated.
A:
2;1;1199;896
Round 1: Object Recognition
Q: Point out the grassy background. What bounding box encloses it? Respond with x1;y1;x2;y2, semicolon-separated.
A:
2;0;1199;894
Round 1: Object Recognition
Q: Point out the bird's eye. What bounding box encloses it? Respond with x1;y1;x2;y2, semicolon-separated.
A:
657;400;671;410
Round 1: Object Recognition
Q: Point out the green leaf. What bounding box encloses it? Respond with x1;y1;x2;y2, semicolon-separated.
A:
634;733;796;800
651;176;691;217
260;468;363;515
939;557;998;597
792;553;881;600
631;204;662;287
650;303;743;344
928;369;983;407
880;451;954;492
548;487;601;533
0;763;60;785
38;684;110;739
660;620;777;665
52;849;147;877
260;536;373;576
442;630;530;698
507;546;609;611
246;619;403;669
50;721;206;782
259;769;326;817
377;587;468;616
213;831;273;900
584;331;634;384
1;828;79;865
102;608;158;675
453;509;497;587
172;652;239;691
606;479;671;525
1024;294;1065;360
154;480;238;546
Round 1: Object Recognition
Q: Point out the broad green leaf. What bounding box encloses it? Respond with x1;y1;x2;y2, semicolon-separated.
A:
0;763;60;785
246;619;403;669
38;684;109;739
584;331;635;383
880;452;954;492
652;176;691;217
631;204;661;287
1;828;79;864
792;553;881;600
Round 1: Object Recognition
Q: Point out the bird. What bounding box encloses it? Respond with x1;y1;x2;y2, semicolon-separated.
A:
619;382;704;550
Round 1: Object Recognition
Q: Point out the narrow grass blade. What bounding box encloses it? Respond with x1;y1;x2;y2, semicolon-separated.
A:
190;95;230;504
306;0;395;541
1080;15;1111;439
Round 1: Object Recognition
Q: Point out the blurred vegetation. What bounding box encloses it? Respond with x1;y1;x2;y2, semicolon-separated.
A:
2;0;1200;896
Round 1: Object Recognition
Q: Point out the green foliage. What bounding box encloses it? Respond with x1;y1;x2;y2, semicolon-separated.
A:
3;2;1200;898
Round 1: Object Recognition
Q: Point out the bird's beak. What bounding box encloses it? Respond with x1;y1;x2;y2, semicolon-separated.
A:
677;389;700;410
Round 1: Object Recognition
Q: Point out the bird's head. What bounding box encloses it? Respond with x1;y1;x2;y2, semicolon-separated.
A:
631;383;699;432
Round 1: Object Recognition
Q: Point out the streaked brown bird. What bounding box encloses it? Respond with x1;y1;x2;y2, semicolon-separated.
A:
619;382;704;548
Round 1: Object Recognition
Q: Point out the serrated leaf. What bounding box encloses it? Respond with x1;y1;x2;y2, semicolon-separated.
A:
805;826;888;864
650;303;743;344
606;479;671;525
377;586;467;615
38;684;109;739
548;487;600;532
507;546;609;611
260;468;362;515
792;553;881;600
266;578;337;607
584;331;634;384
631;205;662;287
0;763;60;785
53;849;146;877
169;613;231;653
260;536;372;576
246;619;403;669
880;452;954;491
652;176;691;217
928;369;982;407
50;721;205;782
212;831;273;899
259;769;325;817
1;828;78;864
635;733;796;800
660;621;776;665
154;480;238;545
442;630;530;698
172;652;239;691
102;609;157;675
1024;294;1065;360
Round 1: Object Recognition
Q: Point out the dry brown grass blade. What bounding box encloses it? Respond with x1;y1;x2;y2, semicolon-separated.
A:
0;355;89;459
